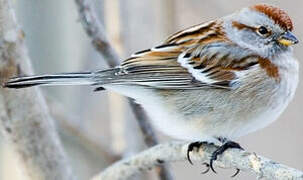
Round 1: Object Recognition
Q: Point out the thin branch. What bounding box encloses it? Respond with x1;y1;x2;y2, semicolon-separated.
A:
129;100;173;180
75;0;157;144
74;0;120;67
92;142;303;180
0;0;74;179
74;0;158;149
128;101;158;147
74;1;173;179
73;1;155;146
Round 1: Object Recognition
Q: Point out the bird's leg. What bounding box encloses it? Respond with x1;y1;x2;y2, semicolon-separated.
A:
209;140;244;177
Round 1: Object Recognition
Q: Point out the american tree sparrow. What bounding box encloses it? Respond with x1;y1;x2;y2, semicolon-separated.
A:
4;4;299;175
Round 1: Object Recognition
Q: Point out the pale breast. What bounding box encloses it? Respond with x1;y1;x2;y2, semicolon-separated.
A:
151;53;298;141
104;53;298;142
236;52;299;136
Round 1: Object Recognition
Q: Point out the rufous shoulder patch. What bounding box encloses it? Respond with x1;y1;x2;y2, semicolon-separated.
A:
258;57;280;81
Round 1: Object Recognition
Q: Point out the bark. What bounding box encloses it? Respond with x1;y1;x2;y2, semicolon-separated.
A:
94;142;303;180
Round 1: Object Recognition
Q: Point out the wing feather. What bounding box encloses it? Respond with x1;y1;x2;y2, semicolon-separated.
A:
109;21;260;90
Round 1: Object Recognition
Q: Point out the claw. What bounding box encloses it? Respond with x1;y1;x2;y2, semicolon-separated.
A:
209;141;244;174
201;163;210;174
231;168;240;178
187;151;193;165
187;144;194;165
187;142;205;165
209;157;217;174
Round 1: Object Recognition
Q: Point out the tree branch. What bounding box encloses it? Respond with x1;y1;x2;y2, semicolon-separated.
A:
92;142;303;180
74;1;173;179
129;100;173;180
0;0;74;179
74;0;120;67
73;0;158;146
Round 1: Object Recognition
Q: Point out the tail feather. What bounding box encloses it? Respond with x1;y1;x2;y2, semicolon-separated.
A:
3;72;95;88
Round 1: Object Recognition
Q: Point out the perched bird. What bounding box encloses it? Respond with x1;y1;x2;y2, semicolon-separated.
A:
3;4;299;175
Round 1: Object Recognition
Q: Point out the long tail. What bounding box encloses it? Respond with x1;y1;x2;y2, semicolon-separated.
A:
3;72;95;88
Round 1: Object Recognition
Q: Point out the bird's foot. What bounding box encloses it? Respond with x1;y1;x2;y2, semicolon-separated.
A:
187;140;244;177
187;141;212;165
209;141;244;177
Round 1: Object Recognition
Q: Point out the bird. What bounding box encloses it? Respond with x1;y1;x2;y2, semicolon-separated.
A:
3;4;299;175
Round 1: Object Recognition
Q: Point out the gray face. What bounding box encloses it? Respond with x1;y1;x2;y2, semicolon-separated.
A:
224;8;292;58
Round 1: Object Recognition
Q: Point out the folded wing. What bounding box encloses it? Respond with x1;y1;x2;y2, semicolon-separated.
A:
107;21;260;90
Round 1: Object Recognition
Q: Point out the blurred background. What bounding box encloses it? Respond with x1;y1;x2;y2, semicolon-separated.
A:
1;0;302;179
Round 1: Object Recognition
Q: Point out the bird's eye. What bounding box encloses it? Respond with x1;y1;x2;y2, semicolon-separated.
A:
257;26;269;36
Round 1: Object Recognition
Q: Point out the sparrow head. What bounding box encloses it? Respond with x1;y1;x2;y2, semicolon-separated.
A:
224;4;298;58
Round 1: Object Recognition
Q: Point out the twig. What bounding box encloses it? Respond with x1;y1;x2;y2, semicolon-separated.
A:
129;100;173;180
74;0;158;149
74;1;173;179
92;141;303;180
74;0;120;67
128;101;158;147
0;0;74;179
